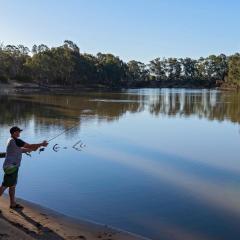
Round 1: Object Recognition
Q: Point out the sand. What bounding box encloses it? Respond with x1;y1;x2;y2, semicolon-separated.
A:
0;195;149;240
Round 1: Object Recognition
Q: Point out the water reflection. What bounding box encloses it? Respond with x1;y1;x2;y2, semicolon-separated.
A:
0;89;240;240
0;89;239;128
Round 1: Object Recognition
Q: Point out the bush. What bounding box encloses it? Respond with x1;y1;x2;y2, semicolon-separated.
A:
0;75;8;83
15;74;33;82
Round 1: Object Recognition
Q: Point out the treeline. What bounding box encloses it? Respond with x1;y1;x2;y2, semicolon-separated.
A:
0;40;240;88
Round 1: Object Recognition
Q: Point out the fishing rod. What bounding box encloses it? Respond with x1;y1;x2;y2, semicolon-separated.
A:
0;122;84;158
39;123;79;153
48;124;79;142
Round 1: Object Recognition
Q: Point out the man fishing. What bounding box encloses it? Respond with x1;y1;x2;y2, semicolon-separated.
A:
0;126;48;209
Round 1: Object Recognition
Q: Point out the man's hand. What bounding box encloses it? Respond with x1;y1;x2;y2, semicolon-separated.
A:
24;140;48;151
42;140;48;147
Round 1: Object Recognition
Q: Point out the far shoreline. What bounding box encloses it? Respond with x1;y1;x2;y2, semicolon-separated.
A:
0;80;238;94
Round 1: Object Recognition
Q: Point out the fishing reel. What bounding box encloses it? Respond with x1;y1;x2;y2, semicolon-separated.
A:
39;147;45;154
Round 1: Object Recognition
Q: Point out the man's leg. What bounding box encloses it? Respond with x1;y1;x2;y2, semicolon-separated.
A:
9;186;16;207
0;185;7;196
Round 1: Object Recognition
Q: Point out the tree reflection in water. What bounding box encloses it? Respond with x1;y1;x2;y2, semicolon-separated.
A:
0;89;239;131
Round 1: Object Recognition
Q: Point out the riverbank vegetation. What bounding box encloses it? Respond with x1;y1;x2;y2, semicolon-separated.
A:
0;41;239;89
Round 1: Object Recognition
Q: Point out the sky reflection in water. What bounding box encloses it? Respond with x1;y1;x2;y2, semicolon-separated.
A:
0;89;240;240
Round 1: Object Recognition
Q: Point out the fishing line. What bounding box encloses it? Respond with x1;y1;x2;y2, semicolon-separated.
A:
39;123;79;153
47;123;79;142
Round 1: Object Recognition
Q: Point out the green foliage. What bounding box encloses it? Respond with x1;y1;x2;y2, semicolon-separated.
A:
128;60;149;81
149;58;166;80
0;44;30;82
227;54;240;86
181;58;197;79
0;40;238;88
96;53;128;86
0;75;8;83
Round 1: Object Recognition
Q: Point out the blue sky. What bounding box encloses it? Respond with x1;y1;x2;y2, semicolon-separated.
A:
1;0;240;62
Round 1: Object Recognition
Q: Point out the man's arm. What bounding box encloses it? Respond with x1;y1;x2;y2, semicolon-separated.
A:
23;141;48;151
21;148;32;153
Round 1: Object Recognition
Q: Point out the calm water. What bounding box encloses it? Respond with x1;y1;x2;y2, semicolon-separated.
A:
0;88;240;240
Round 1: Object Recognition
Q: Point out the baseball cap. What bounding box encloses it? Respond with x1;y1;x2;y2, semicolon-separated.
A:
10;126;23;135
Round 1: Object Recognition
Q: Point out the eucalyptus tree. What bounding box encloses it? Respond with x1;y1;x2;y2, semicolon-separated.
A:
96;53;128;86
149;58;166;80
0;40;239;89
180;57;197;80
227;53;240;86
0;44;30;81
27;45;54;84
164;58;181;80
128;60;149;82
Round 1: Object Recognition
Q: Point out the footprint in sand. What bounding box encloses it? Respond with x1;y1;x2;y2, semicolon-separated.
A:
0;233;9;238
97;232;114;240
68;236;86;240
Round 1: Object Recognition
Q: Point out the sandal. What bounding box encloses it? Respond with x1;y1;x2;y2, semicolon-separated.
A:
10;203;24;209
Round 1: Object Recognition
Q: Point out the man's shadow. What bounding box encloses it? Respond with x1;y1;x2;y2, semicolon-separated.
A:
1;208;64;240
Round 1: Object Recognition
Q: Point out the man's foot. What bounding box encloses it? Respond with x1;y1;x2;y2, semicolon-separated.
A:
10;203;24;209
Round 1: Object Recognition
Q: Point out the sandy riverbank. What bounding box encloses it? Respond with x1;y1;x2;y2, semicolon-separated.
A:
1;80;225;95
0;195;149;240
0;82;117;94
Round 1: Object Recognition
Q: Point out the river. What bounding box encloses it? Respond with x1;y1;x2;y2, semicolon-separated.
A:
0;88;240;240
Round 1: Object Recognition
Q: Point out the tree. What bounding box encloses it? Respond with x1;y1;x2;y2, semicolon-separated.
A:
149;58;166;80
127;60;149;82
227;53;240;86
0;44;30;81
181;58;197;80
96;53;128;86
63;40;80;54
0;40;239;89
166;58;181;80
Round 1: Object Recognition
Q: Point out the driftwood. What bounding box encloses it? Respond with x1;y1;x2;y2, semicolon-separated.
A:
0;152;6;158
